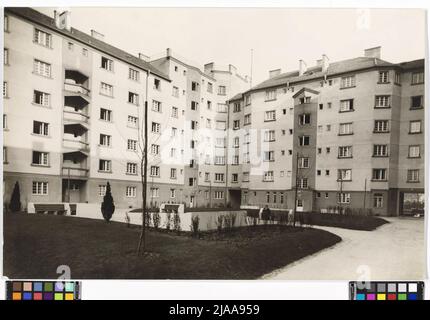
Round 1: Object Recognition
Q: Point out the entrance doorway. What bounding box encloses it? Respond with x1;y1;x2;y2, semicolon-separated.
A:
190;195;195;208
228;190;241;209
62;179;86;203
400;192;424;217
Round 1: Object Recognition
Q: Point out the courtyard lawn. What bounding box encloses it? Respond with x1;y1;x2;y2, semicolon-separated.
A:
4;213;341;279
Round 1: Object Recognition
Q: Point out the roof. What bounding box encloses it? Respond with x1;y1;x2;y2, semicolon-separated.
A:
397;59;425;70
229;92;243;102
6;7;170;81
292;87;320;98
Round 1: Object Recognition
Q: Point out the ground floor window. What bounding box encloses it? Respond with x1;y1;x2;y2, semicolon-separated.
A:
126;186;136;198
98;185;106;196
214;191;224;199
150;188;159;198
170;189;176;198
32;181;48;195
337;192;351;204
373;193;384;208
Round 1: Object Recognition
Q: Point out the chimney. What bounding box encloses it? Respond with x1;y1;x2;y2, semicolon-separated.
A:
229;64;237;74
322;54;329;73
138;53;150;62
316;59;323;67
269;69;281;79
299;60;307;76
364;46;381;59
166;48;172;58
204;62;214;74
91;30;105;41
54;10;71;31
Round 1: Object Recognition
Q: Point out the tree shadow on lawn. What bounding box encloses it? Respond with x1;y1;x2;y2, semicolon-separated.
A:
4;213;341;279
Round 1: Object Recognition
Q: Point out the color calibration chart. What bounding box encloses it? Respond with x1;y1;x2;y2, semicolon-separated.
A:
350;281;424;300
6;281;81;300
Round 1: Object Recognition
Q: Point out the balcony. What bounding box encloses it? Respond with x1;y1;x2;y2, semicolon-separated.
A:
61;166;89;178
64;109;90;124
64;70;90;109
63;138;90;152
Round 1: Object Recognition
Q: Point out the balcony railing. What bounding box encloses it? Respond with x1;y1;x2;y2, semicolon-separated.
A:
63;110;90;123
63;138;90;151
62;167;89;177
64;82;90;97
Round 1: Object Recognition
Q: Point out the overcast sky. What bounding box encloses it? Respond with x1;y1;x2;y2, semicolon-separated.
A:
37;7;426;86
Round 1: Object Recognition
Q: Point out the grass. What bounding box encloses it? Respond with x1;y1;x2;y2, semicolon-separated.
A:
246;210;389;231
4;213;341;279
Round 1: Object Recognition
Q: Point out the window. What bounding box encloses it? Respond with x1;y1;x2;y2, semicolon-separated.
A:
232;174;239;183
233;102;241;112
82;48;88;57
298;157;309;168
373;194;384;208
263;171;274;182
337;169;352;181
319;104;323;110
243;172;250;182
298;114;311;125
373;145;388;157
33;121;49;136
98;185;107;196
171;127;177;137
170;189;176;198
265;89;277;101
207;82;213;93
264;130;276;142
33;90;50;107
153;78;161;91
395;72;401;85
338;193;351;204
100;108;112;122
3;82;7;98
244;114;251;125
101;57;114;71
128;92;139;105
372;169;387;181
318;125;323;133
170;168;177;179
191;81;199;91
265;110;276;121
326;147;331;154
32;181;48;195
170;148;176;158
340;99;354;112
233;120;240;130
341;75;355;88
34;29;52;47
148;187;159;199
339;122;353;135
126;186;137;198
129;68;139;81
172;86;179;98
205;118;212;129
4;48;8;65
3;146;7;163
299;97;311;104
151;144;160;155
127;115;138;127
374;120;389;133
99;134;111;147
298;178;308;189
126;162;137;175
100;82;113;97
264;151;275;162
215;173;225;182
325;170;330;176
407;169;420;182
170;106;178;118
378;71;389;83
218;86;226;95
127;139;137;151
233;137;240;148
409;120;422;134
411;96;423;109
245;95;251;105
217;103;227;113
214;191;224;199
33;59;51;77
151;122;161;133
299;136;310;146
375;95;391;108
215;156;226;165
338;146;352;158
67;42;74;50
207;100;212;110
408;145;420;158
191;101;199;111
4;15;9;32
326;125;331;131
150;166;160;177
3;114;7;130
411;71;424;85
216;121;226;130
32;151;49;166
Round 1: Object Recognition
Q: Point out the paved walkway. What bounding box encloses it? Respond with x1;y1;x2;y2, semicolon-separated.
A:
263;217;426;280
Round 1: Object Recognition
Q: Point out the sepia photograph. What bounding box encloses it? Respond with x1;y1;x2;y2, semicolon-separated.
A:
2;6;426;280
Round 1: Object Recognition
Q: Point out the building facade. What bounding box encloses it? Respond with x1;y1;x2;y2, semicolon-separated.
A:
227;48;424;216
3;7;248;210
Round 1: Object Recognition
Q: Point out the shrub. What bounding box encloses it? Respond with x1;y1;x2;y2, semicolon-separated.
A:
9;181;21;213
345;207;352;216
165;212;171;230
101;182;115;222
230;212;237;228
190;215;200;238
153;211;161;230
216;215;224;233
173;212;181;234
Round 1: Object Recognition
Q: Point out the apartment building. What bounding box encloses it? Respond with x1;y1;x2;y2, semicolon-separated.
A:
227;48;424;216
3;7;248;209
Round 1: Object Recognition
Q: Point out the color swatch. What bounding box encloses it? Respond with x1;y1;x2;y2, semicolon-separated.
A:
350;281;424;300
6;281;81;300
